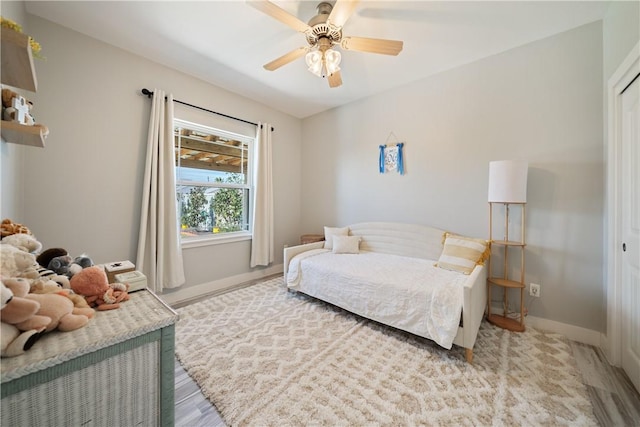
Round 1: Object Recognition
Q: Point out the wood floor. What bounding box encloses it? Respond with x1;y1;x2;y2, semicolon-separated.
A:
174;340;640;426
175;360;225;427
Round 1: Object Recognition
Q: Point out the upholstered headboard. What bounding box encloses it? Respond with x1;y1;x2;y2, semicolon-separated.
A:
348;222;446;261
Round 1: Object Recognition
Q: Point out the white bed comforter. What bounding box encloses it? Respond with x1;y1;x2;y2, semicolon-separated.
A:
286;250;467;349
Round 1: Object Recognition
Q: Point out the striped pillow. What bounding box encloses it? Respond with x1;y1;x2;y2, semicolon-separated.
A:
436;233;490;275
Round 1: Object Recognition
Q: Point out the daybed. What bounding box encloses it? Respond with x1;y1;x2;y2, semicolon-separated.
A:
284;222;488;363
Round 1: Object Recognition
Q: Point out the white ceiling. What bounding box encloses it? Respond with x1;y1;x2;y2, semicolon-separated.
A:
25;1;610;119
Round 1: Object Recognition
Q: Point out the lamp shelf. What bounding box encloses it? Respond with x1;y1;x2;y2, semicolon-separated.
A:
487;314;526;333
488;277;525;289
487;201;527;332
491;240;525;247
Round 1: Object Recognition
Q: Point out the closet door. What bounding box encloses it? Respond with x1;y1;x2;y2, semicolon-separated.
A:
621;74;639;392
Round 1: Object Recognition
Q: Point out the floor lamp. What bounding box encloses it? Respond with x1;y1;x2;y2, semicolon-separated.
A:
487;160;528;332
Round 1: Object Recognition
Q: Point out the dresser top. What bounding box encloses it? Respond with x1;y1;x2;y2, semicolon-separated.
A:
1;290;178;382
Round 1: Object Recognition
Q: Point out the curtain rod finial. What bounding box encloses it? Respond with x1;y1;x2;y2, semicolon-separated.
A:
141;88;153;98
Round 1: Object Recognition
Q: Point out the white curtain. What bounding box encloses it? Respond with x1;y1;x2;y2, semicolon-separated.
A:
250;123;274;267
136;89;185;292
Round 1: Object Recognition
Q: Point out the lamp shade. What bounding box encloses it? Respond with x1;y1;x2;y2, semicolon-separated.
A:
488;160;528;203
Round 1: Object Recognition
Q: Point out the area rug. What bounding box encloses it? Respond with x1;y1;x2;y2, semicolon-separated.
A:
175;277;597;426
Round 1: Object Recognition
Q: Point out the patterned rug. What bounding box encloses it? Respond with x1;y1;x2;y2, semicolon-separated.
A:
175;277;597;426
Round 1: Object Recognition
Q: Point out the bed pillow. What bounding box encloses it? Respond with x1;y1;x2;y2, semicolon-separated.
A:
332;236;361;254
436;233;490;275
323;226;349;250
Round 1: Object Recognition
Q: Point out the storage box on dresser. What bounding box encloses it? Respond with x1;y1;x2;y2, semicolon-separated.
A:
1;289;178;427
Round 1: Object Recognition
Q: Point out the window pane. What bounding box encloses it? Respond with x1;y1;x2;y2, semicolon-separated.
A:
174;119;253;241
178;185;249;238
175;126;249;184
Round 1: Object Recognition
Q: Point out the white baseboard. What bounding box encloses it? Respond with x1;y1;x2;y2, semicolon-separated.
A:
159;263;284;306
490;304;603;347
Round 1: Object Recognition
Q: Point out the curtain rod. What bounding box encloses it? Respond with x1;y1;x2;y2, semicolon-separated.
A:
140;88;274;132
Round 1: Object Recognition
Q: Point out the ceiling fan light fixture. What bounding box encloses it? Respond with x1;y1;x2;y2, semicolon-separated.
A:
324;49;341;75
249;0;405;89
305;49;323;77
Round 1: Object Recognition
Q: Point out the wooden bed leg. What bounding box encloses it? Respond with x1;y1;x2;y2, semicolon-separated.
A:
465;348;473;364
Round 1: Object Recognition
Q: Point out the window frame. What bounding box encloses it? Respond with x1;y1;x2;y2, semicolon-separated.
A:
174;118;254;248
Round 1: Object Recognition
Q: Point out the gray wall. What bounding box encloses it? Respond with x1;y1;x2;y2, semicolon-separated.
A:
301;22;605;332
603;1;640;81
2;3;637;334
5;14;302;291
0;1;28;222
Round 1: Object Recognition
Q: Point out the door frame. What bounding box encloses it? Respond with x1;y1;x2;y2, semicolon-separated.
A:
606;40;640;366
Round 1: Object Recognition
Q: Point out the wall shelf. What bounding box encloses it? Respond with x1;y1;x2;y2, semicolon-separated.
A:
0;120;46;147
1;27;37;92
1;27;47;147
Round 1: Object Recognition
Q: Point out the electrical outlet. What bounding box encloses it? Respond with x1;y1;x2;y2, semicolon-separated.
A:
530;283;541;297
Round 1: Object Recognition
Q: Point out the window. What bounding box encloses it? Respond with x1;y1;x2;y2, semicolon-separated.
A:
174;119;253;245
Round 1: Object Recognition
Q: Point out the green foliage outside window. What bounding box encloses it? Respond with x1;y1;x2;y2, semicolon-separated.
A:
181;187;208;229
211;173;244;232
180;174;245;234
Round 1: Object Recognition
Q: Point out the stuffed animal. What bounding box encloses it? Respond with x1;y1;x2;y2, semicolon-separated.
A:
47;255;74;276
2;278;52;330
1;233;42;254
72;255;94;273
36;247;69;269
0;244;40;279
29;278;94;319
23;292;90;333
70;266;129;311
1;280;50;357
47;254;94;278
0;218;32;239
34;263;70;287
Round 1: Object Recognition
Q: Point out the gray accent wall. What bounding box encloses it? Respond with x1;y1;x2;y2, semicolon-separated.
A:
301;22;606;332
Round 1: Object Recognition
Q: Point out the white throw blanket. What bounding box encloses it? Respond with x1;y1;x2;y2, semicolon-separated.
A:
287;250;466;349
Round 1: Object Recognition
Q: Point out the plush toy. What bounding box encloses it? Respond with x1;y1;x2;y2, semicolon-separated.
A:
29;278;94;319
2;278;52;330
70;266;129;311
1;280;50;357
36;247;69;269
1;233;42;254
23;292;90;333
0;218;32;239
47;255;73;276
0;244;40;279
47;254;94;278
72;255;94;272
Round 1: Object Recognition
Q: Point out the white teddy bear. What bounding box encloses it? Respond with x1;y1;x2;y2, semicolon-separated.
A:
1;233;42;254
0;244;40;280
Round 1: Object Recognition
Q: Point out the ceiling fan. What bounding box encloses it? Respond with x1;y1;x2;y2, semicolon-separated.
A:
247;0;404;88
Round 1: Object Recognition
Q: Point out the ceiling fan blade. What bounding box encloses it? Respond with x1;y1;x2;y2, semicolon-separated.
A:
247;1;310;33
341;36;403;56
327;70;343;88
263;47;308;71
328;0;361;28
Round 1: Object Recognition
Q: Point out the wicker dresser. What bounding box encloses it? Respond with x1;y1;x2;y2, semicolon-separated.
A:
1;289;178;427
